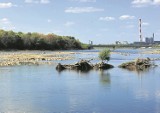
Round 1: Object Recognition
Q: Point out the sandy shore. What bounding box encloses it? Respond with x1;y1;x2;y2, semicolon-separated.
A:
0;51;77;66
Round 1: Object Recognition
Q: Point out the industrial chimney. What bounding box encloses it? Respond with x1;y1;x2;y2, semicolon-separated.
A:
139;19;142;42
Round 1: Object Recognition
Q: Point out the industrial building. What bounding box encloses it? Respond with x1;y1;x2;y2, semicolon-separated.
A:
133;19;160;45
145;33;154;44
145;37;154;44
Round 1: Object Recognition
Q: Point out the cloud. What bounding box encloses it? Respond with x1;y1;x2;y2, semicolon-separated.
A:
71;0;96;2
142;22;149;26
131;0;160;7
0;18;10;24
153;0;160;5
131;0;152;7
40;0;50;4
119;15;135;20
0;18;16;30
0;2;14;8
25;0;50;4
64;21;75;27
99;16;115;21
47;19;52;23
65;7;104;13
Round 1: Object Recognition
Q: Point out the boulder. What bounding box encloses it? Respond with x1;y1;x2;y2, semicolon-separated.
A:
56;63;65;71
119;58;153;71
73;60;93;70
94;62;114;70
56;60;114;72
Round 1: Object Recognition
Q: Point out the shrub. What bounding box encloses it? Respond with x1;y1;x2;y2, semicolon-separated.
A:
98;48;111;63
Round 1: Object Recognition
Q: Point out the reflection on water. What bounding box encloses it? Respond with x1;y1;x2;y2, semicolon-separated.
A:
57;68;91;75
121;66;157;76
99;70;111;86
0;49;160;112
0;65;159;113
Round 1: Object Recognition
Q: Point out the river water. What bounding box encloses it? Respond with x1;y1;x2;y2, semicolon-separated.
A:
0;49;160;113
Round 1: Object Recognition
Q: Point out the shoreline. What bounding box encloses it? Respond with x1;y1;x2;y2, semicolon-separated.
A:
0;50;76;66
0;49;160;67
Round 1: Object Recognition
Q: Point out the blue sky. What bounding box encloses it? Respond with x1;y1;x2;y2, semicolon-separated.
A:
0;0;160;44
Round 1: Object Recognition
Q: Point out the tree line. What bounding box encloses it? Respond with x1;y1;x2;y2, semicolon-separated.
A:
0;29;88;50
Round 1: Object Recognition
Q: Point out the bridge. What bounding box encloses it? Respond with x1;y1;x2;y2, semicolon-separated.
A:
92;44;153;48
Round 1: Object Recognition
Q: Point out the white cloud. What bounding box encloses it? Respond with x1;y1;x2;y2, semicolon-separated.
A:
47;19;52;23
40;0;50;4
64;21;75;27
119;15;135;20
0;2;14;8
25;0;50;4
65;7;104;13
2;26;16;30
99;16;115;21
153;0;160;5
132;0;152;7
0;18;10;24
142;22;149;26
0;18;15;30
25;0;34;3
71;0;96;2
132;0;160;7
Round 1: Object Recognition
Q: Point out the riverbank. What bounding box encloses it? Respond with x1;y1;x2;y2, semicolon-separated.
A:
0;51;76;66
1;49;160;67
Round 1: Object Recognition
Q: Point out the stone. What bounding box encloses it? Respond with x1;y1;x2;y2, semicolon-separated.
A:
119;58;154;71
56;63;65;71
94;62;114;70
56;60;114;72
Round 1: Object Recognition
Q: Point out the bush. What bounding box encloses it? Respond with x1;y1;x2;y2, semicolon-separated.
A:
98;48;111;63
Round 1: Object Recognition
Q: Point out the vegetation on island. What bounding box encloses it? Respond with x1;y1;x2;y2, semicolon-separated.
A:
0;29;88;50
98;48;111;63
56;48;113;72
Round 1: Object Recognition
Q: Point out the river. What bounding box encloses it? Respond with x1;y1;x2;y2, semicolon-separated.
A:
0;48;160;113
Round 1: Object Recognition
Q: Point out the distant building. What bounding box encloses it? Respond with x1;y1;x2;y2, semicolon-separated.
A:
154;41;160;44
115;41;121;45
115;41;128;45
145;37;154;44
133;41;146;45
123;41;128;45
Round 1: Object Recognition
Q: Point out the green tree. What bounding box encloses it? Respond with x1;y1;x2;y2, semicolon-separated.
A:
98;48;111;63
0;29;86;50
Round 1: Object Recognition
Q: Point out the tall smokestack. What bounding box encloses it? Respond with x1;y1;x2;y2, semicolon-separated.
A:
139;19;142;42
153;33;154;39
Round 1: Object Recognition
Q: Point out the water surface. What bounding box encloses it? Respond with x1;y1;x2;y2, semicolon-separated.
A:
0;49;160;113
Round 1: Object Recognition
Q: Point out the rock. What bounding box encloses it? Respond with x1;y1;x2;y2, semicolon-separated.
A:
42;58;45;61
94;62;114;70
56;63;65;71
56;60;114;72
63;60;93;71
119;58;153;71
74;60;92;70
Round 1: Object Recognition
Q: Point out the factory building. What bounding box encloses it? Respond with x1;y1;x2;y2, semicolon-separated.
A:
145;33;154;44
145;37;154;44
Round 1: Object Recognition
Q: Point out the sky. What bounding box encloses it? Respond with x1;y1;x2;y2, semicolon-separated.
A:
0;0;160;44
